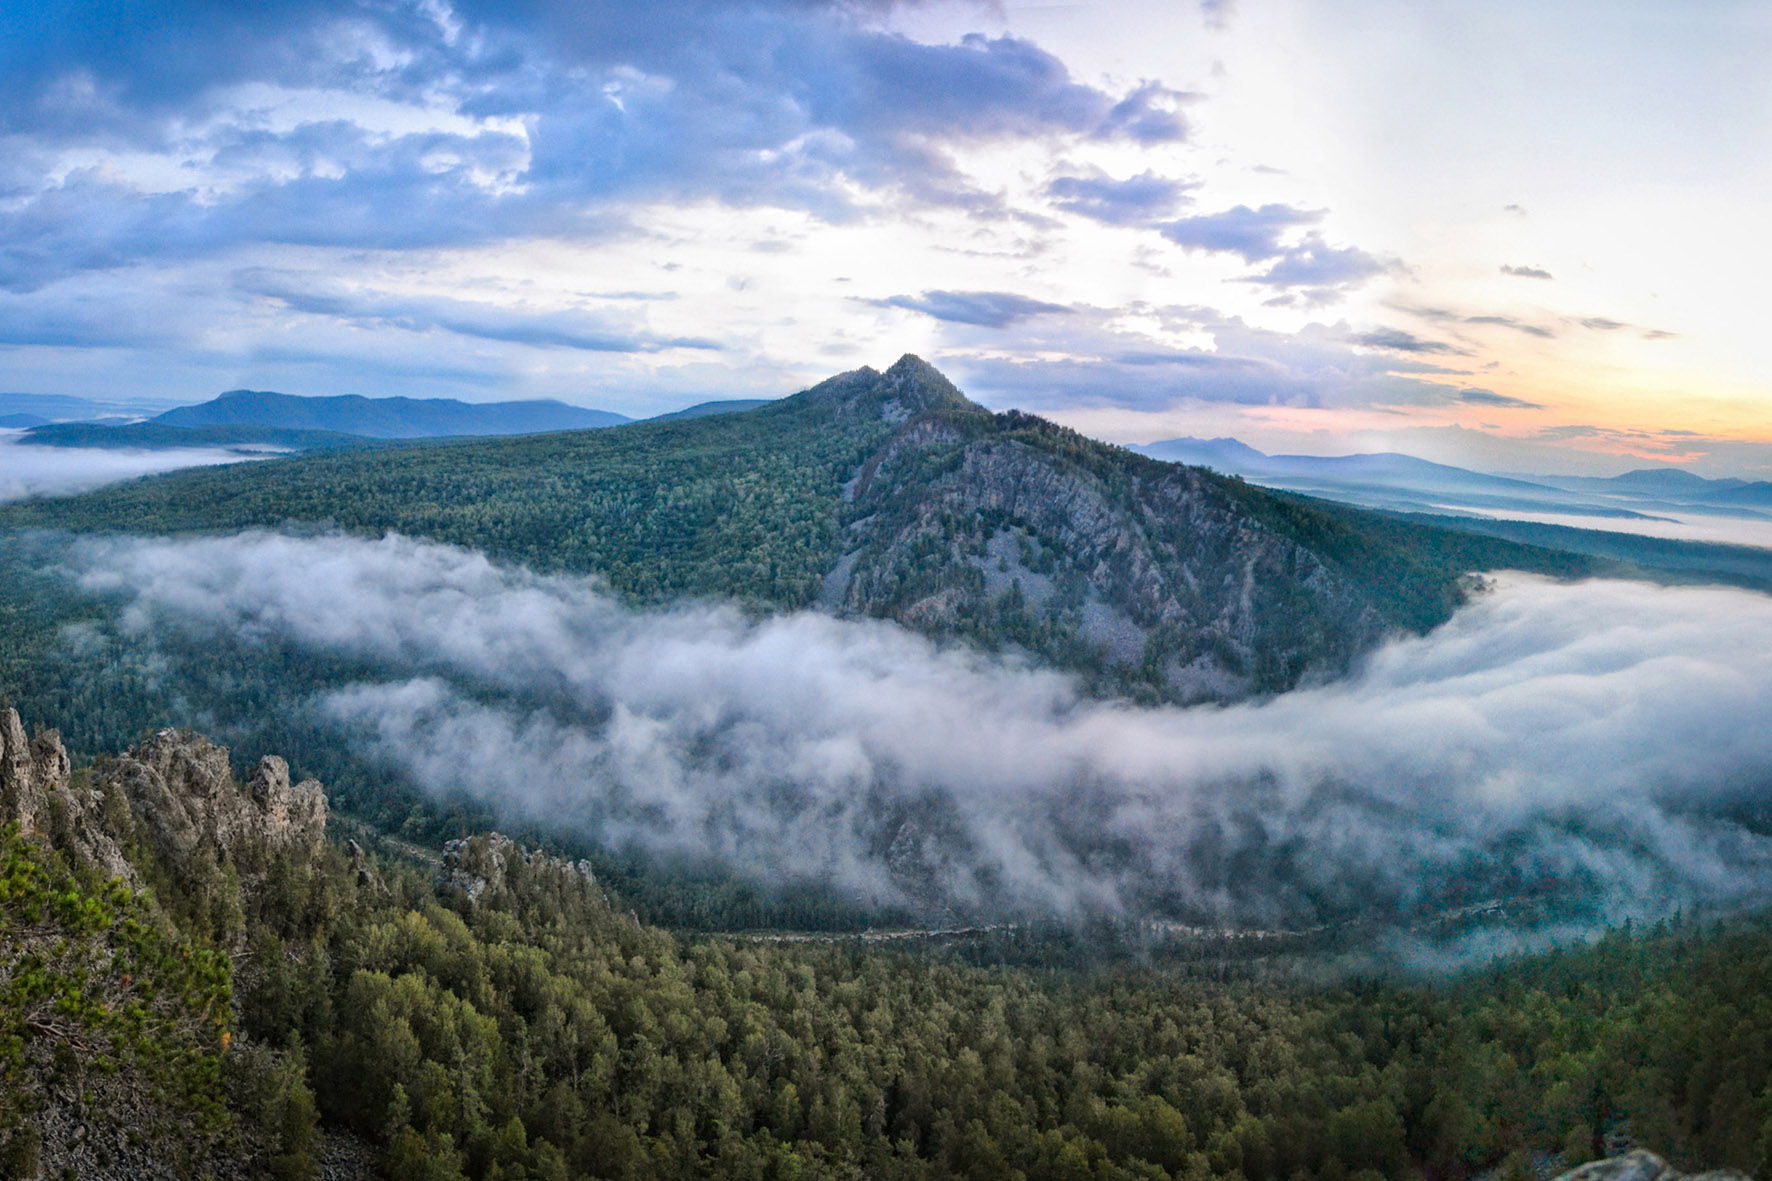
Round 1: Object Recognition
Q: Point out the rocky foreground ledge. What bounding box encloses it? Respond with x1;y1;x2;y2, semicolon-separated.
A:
1557;1151;1750;1181
2;705;326;888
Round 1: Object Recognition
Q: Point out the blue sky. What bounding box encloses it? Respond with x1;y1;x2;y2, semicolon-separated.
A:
3;0;1769;473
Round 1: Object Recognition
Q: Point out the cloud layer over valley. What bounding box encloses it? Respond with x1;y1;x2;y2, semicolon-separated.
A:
60;530;1772;933
0;431;259;503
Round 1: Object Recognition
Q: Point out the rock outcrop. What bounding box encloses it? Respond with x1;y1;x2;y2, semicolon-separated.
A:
438;831;596;905
108;728;326;867
0;705;71;834
1555;1152;1751;1181
0;707;327;882
815;357;1399;701
1;707;131;878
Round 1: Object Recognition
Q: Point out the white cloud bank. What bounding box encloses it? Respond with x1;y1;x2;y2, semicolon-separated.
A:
0;431;255;503
62;530;1772;929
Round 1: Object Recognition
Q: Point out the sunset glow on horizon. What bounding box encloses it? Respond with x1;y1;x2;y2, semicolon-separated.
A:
3;0;1768;474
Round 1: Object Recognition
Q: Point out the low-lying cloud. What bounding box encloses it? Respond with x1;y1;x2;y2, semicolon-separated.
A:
60;530;1772;930
0;431;259;503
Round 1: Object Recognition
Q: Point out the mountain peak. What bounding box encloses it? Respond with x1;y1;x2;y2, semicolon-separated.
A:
1610;466;1711;489
882;354;974;415
796;355;981;421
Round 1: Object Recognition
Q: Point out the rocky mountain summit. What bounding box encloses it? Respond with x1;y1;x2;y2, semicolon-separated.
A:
804;355;1568;699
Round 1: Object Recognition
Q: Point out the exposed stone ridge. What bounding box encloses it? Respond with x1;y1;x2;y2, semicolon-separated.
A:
437;831;596;904
108;727;327;867
0;706;131;879
1555;1151;1750;1181
837;417;1391;701
0;707;326;881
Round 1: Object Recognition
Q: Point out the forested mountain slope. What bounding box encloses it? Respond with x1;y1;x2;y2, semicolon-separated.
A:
5;706;1771;1180
0;356;1595;701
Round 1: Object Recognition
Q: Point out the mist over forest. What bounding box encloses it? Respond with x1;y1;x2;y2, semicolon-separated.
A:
0;430;261;502
47;528;1772;943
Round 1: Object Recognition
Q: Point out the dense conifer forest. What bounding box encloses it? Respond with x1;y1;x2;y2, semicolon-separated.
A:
7;736;1772;1180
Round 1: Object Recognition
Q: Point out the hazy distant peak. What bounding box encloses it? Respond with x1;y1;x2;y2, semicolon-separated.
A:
155;389;630;438
1609;467;1715;489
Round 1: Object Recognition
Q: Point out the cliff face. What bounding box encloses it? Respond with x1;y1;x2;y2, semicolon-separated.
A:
0;709;345;1180
0;706;326;885
809;356;1400;700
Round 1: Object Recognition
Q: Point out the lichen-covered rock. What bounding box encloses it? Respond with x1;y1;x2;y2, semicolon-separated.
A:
345;838;386;893
108;728;327;870
438;832;518;902
245;754;327;850
0;705;69;833
1555;1151;1751;1181
437;831;596;905
1;709;329;888
0;706;131;879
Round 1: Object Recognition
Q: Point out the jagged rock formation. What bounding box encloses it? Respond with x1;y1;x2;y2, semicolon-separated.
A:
0;707;132;879
0;709;362;1180
110;727;326;867
0;707;326;883
1556;1151;1751;1181
438;830;596;905
0;705;71;834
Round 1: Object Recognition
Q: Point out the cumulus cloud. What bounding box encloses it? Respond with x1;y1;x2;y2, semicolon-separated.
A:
59;530;1772;933
1159;203;1320;263
0;432;258;502
1501;264;1554;280
1158;204;1387;300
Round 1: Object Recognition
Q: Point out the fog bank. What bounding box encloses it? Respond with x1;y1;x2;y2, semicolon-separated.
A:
63;530;1772;927
0;431;257;503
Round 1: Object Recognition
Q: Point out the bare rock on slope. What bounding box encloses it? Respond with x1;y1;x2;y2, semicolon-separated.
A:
438;830;597;905
1;706;131;878
822;358;1396;701
0;704;70;832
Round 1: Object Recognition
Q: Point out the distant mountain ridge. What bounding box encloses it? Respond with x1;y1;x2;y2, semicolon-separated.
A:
1138;436;1772;519
650;398;773;422
15;389;787;453
0;391;175;422
154;388;631;438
